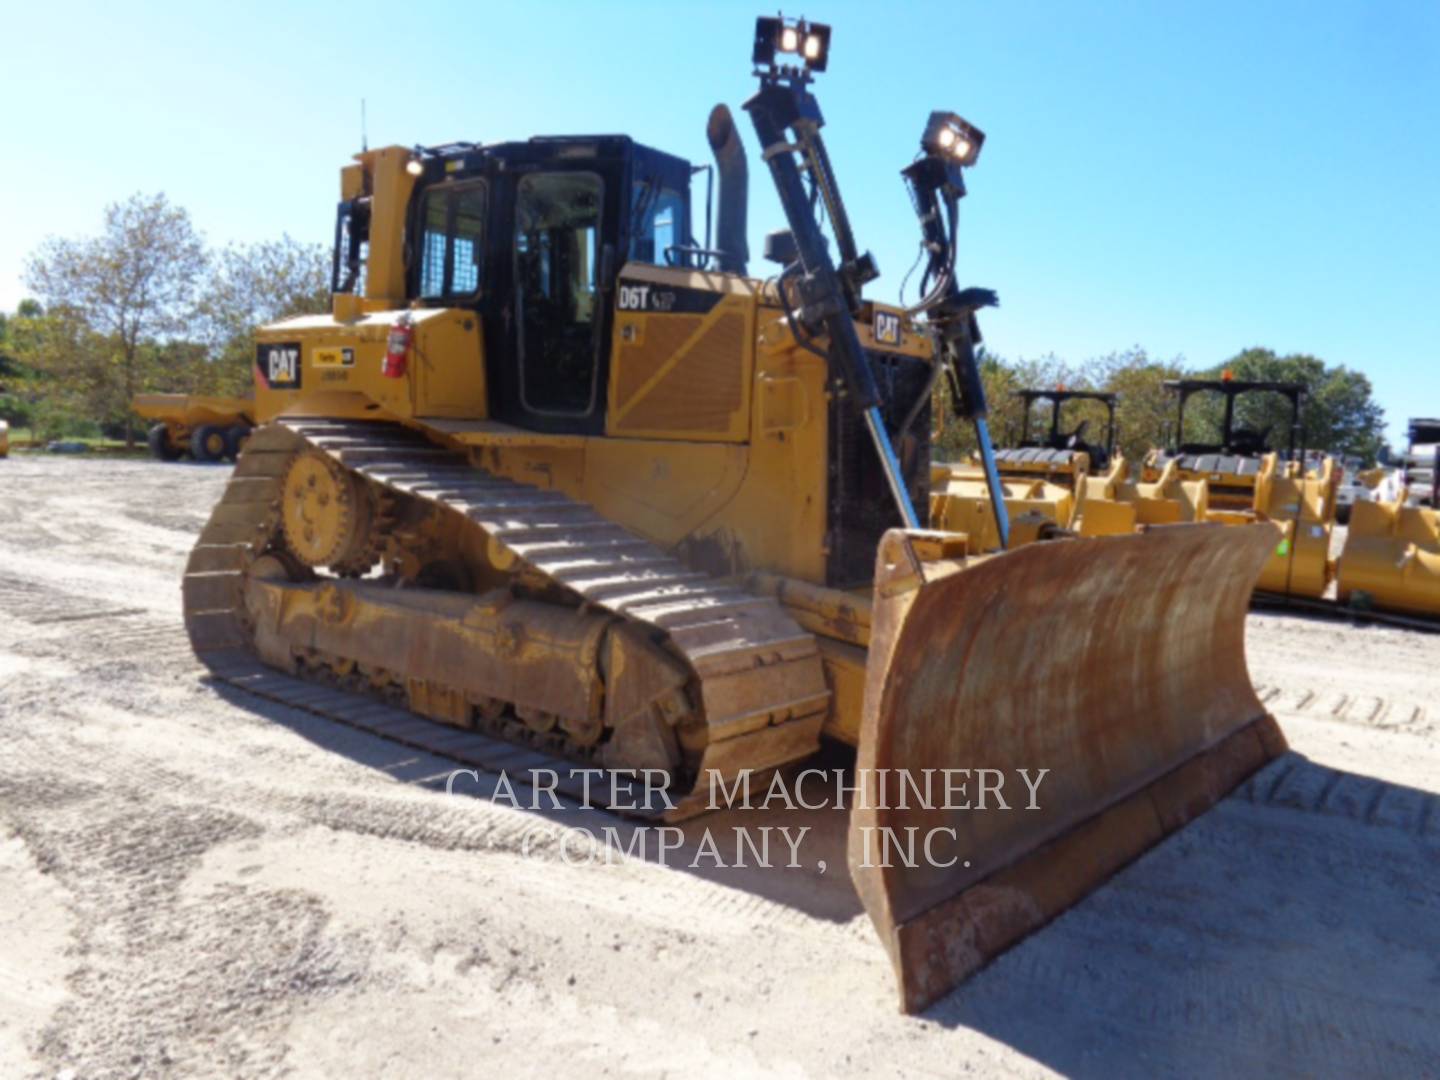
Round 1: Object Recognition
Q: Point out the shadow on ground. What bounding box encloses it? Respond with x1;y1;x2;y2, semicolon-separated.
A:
930;755;1440;1076
209;679;863;920
212;680;1440;1074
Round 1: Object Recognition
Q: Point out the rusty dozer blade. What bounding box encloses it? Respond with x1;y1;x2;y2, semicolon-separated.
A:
849;522;1287;1013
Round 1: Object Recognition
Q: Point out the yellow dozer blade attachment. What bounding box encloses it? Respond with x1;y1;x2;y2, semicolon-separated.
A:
1337;495;1440;618
849;521;1286;1012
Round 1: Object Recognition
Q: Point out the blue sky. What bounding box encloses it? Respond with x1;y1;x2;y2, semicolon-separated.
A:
2;0;1436;445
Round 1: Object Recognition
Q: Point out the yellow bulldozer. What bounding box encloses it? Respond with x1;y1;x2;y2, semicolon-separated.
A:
1139;377;1336;599
181;14;1285;1012
132;393;255;462
932;387;1121;549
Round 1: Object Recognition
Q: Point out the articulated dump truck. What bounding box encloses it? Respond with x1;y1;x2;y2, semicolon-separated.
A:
132;393;255;462
181;14;1285;1012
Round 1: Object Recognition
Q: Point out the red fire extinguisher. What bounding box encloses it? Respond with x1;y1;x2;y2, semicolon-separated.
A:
383;314;413;379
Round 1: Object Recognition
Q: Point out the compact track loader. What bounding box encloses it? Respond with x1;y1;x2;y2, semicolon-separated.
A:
132;393;254;462
1143;378;1335;599
182;15;1284;1011
932;388;1118;549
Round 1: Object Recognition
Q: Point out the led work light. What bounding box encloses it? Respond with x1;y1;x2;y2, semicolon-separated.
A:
921;111;985;167
753;16;831;73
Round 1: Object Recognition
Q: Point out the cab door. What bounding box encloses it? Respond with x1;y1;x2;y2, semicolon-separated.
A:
492;167;620;435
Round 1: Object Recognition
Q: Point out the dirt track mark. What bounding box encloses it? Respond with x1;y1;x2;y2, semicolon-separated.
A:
933;789;1440;1078
0;574;144;626
72;615;200;664
2;759;367;1079
1256;683;1433;736
1242;753;1440;836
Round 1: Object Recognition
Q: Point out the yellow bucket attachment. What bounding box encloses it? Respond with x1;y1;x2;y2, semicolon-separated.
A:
1254;518;1333;599
1249;458;1335;599
849;522;1285;1012
931;454;1087;551
1337;497;1440;618
1075;458;1209;537
930;477;1075;552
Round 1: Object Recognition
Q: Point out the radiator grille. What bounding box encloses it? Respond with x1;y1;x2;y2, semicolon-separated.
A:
611;313;745;435
826;353;932;588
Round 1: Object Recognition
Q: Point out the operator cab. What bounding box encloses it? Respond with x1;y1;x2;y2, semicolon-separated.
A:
335;136;703;436
413;137;696;436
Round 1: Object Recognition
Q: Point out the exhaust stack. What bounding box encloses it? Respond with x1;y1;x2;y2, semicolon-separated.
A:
706;104;749;276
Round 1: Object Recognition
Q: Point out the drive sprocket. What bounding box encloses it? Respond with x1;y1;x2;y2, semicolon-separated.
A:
280;450;381;575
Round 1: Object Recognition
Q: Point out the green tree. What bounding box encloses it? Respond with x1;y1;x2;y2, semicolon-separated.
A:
1191;348;1387;463
935;350;1081;460
1083;348;1186;463
23;193;207;446
931;343;1380;470
0;302;37;380
0;302;42;430
200;235;331;395
4;305;114;440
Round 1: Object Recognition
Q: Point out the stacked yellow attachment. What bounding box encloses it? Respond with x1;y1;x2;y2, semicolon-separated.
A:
929;449;1090;553
1337;494;1440;618
1251;456;1335;599
1074;457;1207;536
1080;452;1336;601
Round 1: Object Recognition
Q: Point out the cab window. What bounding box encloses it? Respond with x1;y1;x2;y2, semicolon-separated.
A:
417;183;487;300
332;199;369;295
515;171;603;416
629;184;687;266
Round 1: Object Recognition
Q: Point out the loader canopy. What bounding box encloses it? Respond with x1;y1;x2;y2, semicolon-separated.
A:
1014;388;1117;470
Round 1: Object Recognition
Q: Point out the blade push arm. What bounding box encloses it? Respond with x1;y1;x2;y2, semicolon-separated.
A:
743;77;920;529
901;147;1011;549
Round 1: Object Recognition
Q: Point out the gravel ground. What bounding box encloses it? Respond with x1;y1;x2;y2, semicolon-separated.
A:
1;455;1438;1079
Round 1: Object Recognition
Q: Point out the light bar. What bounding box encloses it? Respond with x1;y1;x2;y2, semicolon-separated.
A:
921;111;985;168
753;15;831;73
